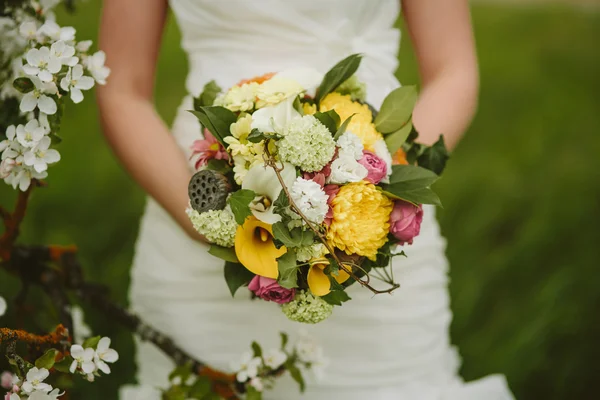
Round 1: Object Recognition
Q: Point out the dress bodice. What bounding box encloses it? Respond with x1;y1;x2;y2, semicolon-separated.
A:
168;0;401;107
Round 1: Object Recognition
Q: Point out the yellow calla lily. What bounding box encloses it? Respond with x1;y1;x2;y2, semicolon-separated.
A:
235;216;286;279
307;259;350;297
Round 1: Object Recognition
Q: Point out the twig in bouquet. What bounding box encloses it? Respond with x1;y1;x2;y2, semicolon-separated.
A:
0;324;70;348
262;143;400;295
0;181;36;261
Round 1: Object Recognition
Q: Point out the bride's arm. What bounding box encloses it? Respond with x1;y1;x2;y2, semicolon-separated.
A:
402;0;479;150
97;0;203;240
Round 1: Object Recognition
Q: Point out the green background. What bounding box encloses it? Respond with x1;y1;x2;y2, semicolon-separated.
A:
1;2;599;399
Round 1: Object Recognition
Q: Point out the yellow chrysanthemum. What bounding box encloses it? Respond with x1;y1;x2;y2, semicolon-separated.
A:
326;181;393;260
319;93;382;151
302;102;317;115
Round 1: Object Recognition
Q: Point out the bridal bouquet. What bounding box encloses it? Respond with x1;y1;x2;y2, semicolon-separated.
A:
187;54;448;324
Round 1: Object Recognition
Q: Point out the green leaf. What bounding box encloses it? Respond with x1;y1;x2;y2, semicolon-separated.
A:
384;120;413;154
285;360;306;392
277;250;299;289
333;114;356;140
53;356;73;373
224;262;254;297
247;128;266;143
322;290;351;306
314;110;340;135
251;341;263;358
82;336;101;350
13;77;34;94
272;223;314;248
194;80;222;109
315;54;362;105
273;190;289;209
189;376;211;398
245;386;263;400
416;135;450;175
381;188;441;207
280;332;289;350
382;165;442;206
208;245;239;263
205;159;231;175
168;363;193;383
189;106;236;148
374;86;418;134
35;348;59;370
228;189;256;225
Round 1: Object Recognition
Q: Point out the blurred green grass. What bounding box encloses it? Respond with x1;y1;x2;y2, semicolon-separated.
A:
1;2;599;399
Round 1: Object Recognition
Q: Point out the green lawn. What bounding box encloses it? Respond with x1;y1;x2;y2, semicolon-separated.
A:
0;3;598;399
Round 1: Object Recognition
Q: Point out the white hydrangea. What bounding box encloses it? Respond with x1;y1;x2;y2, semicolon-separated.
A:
373;138;392;184
327;153;368;184
290;178;329;224
278;115;335;172
186;207;237;247
214;82;259;112
296;243;328;263
336;131;364;160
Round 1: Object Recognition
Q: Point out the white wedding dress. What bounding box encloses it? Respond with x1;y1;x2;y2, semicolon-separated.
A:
120;1;515;399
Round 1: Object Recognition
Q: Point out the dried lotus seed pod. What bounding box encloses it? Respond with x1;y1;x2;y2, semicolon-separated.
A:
188;170;231;213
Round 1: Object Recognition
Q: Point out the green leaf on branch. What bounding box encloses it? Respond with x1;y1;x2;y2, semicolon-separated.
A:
384;120;413;154
35;349;59;370
13;77;34;94
333;114;356;140
189;106;236;149
280;332;289;350
315;54;362;105
224;262;254;297
374;86;418;134
246;128;278;143
382;165;442;206
314;110;340;135
246;386;263;400
416;135;450;175
208;245;239;263
53;356;73;373
272;223;314;249
322;289;351;306
285;360;306;392
228;189;256;225
193;80;222;109
189;376;211;398
82;336;101;350
251;341;263;358
277;250;299;289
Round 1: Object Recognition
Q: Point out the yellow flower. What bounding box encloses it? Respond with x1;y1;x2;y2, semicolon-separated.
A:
235;217;287;279
326;181;393;260
302;102;317;115
319;93;382;151
307;259;350;297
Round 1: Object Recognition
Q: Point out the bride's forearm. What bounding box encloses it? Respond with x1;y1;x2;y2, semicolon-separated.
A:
97;89;203;241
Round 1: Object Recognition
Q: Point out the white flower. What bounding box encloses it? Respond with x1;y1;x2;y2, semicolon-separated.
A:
290;178;329;224
37;0;61;15
327;153;368;184
69;344;96;374
1;125;18;153
29;388;62;400
50;40;78;66
256;76;304;108
76;40;92;52
214;82;258;112
294;332;328;378
251;95;300;134
242;162;297;224
4;165;47;192
38;21;75;42
23;136;60;173
0;158;17;179
94;337;119;374
22;367;52;393
0;296;6;316
231;352;262;383
20;77;58;115
249;377;264;392
373;138;392;184
274;67;323;98
16;120;46;148
336;131;364;160
9;394;20;400
22;47;62;82
263;349;287;370
60;65;94;103
19;21;38;40
86;51;110;85
186;207;238;247
70;305;92;345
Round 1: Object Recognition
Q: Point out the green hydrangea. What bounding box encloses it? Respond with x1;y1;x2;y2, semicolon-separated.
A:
282;290;333;324
296;243;327;262
278;115;335;172
186;207;237;247
336;75;367;102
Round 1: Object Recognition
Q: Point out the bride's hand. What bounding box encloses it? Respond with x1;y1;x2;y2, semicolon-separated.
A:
97;0;206;244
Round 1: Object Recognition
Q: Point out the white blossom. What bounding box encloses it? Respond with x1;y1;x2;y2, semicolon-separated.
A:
336;131;364;160
22;47;61;82
94;337;119;374
70;305;92;345
0;159;17;179
60;64;94;103
19;21;38;40
76;40;92;53
38;20;75;42
294;332;328;378
249;377;264;392
86;51;110;85
0;296;6;317
20;77;58;115
290;177;329;224
50;40;78;66
263;349;287;370
16;119;47;148
29;388;62;400
22;367;52;394
69;344;95;374
327;153;368;184
23;136;60;173
231;352;262;383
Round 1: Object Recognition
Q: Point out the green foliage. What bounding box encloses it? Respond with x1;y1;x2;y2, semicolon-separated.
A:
284;359;306;392
35;348;59;370
381;165;441;206
277;250;299;289
82;336;101;350
228;189;255;225
313;110;340;135
384;119;413;154
333;114;355;140
189;106;236;148
245;386;263;400
193;80;222;109
13;77;33;93
315;53;362;105
251;341;262;358
272;223;314;249
223;261;254;297
374;85;417;134
208;245;238;263
322;289;351;306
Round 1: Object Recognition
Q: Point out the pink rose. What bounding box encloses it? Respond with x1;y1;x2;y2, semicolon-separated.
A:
358;150;388;184
248;276;295;304
389;201;423;245
190;129;229;170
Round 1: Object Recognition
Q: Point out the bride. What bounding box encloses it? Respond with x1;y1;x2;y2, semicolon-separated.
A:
97;1;514;399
